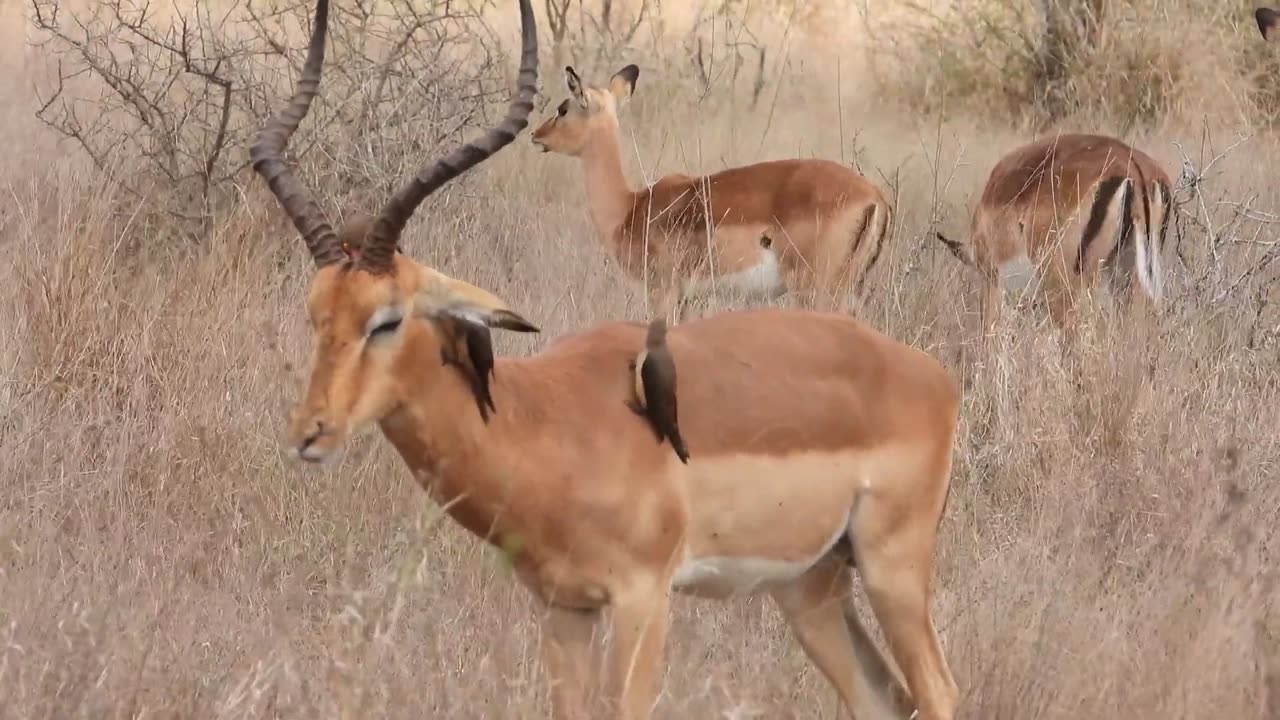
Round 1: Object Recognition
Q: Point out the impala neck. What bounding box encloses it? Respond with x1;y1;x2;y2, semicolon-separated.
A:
377;324;534;545
580;125;634;236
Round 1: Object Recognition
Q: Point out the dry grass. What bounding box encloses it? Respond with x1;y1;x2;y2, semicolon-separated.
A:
2;1;1279;718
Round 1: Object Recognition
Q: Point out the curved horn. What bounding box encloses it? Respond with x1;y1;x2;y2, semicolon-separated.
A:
359;0;540;274
249;0;344;267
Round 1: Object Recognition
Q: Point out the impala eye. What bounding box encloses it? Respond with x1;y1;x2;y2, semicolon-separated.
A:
557;99;570;116
369;317;403;337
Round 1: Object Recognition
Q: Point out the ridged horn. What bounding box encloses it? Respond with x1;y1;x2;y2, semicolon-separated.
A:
359;0;540;274
249;0;343;267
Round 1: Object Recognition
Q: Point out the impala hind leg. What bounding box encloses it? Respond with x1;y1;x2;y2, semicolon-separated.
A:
771;556;909;719
541;605;603;720
604;583;672;720
649;281;688;325
853;489;958;719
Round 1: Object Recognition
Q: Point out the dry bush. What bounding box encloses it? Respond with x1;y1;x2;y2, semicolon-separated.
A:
30;0;507;235
866;0;1273;131
2;0;1279;718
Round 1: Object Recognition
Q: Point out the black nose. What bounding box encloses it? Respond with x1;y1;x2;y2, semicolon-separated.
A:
300;421;325;451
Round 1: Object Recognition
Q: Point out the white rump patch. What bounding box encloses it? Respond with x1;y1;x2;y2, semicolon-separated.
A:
999;253;1037;298
671;515;849;597
1143;182;1165;302
1133;228;1157;301
682;244;786;302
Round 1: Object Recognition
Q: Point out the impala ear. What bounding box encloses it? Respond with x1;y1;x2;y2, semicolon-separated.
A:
413;267;540;333
1259;8;1280;41
565;65;586;104
608;64;639;104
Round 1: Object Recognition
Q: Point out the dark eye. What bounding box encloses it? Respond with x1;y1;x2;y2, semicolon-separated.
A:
369;318;402;337
557;99;570;116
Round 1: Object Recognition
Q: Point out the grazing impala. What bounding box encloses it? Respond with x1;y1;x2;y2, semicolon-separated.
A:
530;64;893;321
936;133;1173;334
253;0;960;718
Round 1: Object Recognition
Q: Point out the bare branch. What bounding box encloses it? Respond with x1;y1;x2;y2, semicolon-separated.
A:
27;0;506;238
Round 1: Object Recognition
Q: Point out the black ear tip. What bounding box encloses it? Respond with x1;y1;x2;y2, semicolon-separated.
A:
622;64;640;81
510;318;542;333
1260;7;1278;33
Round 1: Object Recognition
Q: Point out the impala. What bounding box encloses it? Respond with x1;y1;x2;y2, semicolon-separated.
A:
530;64;893;322
253;0;960;718
936;132;1172;334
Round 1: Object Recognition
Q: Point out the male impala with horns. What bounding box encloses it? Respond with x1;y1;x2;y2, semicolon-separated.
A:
250;0;961;718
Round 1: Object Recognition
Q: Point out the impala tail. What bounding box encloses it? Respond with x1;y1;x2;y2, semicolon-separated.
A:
1136;177;1172;303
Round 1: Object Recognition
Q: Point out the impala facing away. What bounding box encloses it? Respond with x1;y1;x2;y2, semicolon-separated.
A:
530;65;893;321
253;0;959;718
936;133;1172;334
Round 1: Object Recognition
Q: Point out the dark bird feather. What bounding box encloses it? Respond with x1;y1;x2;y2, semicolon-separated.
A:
627;318;690;463
439;317;498;422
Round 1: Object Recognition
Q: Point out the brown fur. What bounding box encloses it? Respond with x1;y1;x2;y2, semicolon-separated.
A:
940;132;1173;334
288;254;961;720
531;65;893;321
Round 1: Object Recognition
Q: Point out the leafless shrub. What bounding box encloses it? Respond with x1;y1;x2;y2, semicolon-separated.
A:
29;0;506;237
542;0;655;68
1166;130;1280;348
863;0;1257;130
539;0;770;110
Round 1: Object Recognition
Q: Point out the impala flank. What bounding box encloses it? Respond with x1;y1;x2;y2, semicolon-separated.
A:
251;0;959;718
531;65;893;321
936;133;1172;334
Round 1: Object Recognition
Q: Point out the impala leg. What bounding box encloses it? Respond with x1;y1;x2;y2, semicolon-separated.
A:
768;253;808;310
650;281;686;325
841;594;916;715
604;584;672;720
1044;277;1085;367
541;605;602;720
854;495;959;720
771;557;908;719
977;269;1001;342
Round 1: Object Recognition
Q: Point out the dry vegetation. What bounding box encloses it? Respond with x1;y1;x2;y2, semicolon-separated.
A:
1;0;1278;718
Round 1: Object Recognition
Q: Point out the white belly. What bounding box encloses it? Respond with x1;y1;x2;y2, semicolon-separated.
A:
670;517;849;599
681;246;786;302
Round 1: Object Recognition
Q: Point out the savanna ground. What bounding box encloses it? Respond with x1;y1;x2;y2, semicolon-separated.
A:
1;0;1278;717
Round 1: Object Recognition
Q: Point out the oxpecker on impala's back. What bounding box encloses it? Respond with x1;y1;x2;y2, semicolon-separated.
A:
628;318;690;464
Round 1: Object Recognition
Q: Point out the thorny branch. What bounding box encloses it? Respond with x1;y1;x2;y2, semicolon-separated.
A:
1169;130;1280;347
28;0;505;237
539;0;769;110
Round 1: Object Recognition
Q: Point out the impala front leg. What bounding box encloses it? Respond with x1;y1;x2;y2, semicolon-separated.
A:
604;583;672;720
541;605;602;720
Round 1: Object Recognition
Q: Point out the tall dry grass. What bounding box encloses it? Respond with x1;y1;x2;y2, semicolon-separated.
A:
1;0;1278;718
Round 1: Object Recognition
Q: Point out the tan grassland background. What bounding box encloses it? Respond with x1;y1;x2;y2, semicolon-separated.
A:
1;0;1278;717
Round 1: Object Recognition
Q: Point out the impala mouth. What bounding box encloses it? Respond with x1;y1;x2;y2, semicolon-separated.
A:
530;136;548;153
292;425;340;465
294;440;331;464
